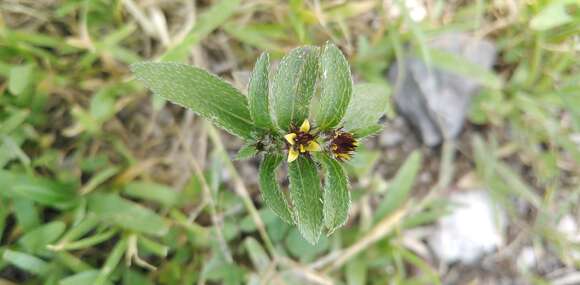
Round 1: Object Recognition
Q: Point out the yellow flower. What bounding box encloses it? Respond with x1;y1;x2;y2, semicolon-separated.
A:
284;119;321;163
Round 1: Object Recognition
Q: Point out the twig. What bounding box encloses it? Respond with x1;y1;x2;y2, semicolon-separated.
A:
323;204;409;272
188;157;233;263
278;257;334;285
206;125;277;259
122;0;156;36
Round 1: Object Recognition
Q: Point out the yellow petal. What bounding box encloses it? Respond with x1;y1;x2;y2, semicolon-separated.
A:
338;153;351;160
284;133;296;145
299;119;310;132
300;144;305;153
353;140;360;146
287;148;299;163
305;141;321;152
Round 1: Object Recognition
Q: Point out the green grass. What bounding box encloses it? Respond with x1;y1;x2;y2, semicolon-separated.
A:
1;0;579;284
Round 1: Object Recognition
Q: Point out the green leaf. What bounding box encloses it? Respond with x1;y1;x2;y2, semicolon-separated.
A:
60;270;112;285
18;221;66;254
284;228;329;262
222;23;285;52
271;46;319;131
79;166;120;195
248;52;274;130
0;108;29;134
123;181;179;207
160;0;241;61
0;200;8;240
345;148;381;179
315;42;353;130
399;247;441;285
8;64;34;95
342;83;390;136
346;257;368;285
235;143;258;161
530;0;577;31
258;153;293;224
420;47;503;90
123;270;154;285
131;62;255;139
90;85;119;123
243;237;270;272
51;229;116;251
351;124;383;138
88;193;169;236
94;239;127;285
288;156;323;244
0;170;78;209
138;236;169;257
2;250;49;276
374;151;422;221
13;198;40;232
314;153;350;234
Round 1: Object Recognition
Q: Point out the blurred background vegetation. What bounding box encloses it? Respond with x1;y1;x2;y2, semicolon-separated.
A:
0;0;579;284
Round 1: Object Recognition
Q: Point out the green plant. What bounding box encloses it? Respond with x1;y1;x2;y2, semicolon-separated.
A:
131;42;388;244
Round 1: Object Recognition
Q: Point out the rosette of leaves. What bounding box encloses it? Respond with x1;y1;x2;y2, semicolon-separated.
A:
131;42;389;244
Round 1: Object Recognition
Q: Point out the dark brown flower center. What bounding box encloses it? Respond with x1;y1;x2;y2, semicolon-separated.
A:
294;132;315;147
330;131;358;161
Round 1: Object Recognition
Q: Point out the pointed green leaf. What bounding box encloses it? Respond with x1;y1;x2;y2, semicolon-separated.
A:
315;153;350;234
243;237;270;272
131;62;255;139
530;0;576;31
0;170;78;209
60;270;112;285
258;154;293;224
160;0;241;62
18;221;66;254
289;156;323;244
88;193;169;236
351;124;383;138
235;143;259;161
422;48;502;90
2;250;49;276
248;52;274;130
374;151;422;221
8;64;34;95
342;83;390;137
94;239;128;285
123;181;179;207
316;42;352;130
271;46;319;131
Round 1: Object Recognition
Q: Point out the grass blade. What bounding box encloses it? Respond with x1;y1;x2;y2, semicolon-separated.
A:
88;193;169;236
374;151;422;221
160;0;241;61
2;250;49;276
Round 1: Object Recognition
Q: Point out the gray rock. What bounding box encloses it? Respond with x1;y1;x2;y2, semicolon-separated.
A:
390;33;496;146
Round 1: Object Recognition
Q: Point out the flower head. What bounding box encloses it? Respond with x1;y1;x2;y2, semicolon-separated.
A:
284;119;321;162
329;130;358;161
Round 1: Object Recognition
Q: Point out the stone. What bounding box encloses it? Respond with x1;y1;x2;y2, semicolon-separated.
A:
429;190;506;264
389;33;497;146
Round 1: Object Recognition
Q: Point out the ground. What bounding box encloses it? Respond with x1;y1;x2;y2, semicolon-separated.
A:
0;0;579;284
